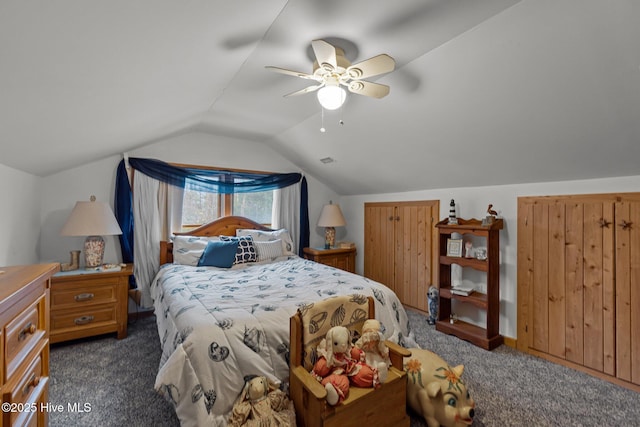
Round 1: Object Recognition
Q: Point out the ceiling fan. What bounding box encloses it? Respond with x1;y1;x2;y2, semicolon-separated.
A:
265;39;395;110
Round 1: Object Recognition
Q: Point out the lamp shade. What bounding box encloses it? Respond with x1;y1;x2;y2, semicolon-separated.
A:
317;203;346;227
60;197;123;237
317;85;346;111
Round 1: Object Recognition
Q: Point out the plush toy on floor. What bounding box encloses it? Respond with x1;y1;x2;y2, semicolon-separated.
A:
228;375;296;426
427;286;439;325
404;348;475;427
311;325;376;405
354;319;390;386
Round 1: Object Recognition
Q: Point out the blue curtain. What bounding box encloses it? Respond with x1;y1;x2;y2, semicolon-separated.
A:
114;161;135;287
299;177;309;255
114;157;309;262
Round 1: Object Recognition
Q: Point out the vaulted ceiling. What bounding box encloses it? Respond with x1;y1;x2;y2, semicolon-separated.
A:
1;0;639;195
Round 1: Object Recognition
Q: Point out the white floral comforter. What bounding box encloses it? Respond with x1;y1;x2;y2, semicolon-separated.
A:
151;256;417;427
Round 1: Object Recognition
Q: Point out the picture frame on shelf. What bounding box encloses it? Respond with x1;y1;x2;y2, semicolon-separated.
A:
446;238;463;257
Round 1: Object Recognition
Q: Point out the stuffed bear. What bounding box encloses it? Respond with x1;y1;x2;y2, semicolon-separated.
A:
228;375;296;426
354;319;390;386
311;325;376;405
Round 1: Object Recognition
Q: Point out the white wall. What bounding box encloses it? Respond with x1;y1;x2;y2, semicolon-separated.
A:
0;164;42;266
341;175;640;340
38;132;339;265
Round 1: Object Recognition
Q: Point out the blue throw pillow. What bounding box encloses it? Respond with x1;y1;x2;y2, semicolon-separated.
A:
197;240;238;268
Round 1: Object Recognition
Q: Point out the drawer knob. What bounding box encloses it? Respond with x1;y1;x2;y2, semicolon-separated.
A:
74;315;95;325
75;292;95;302
18;322;36;341
22;373;40;396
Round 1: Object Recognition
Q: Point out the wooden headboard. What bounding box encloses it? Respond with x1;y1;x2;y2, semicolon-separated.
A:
160;215;274;265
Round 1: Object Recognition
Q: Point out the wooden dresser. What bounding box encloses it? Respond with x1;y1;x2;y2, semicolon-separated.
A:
0;263;59;427
303;247;356;273
50;264;132;344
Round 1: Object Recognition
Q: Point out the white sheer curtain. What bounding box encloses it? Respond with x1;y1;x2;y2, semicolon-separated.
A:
132;174;184;308
272;182;301;254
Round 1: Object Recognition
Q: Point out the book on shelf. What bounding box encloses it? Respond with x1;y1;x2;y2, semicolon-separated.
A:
450;285;475;296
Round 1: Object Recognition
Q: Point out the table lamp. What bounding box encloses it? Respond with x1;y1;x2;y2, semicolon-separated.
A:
60;195;123;269
317;202;346;249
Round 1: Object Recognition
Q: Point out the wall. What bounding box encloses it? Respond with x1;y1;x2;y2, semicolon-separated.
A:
0;163;42;266
39;131;339;265
341;175;640;340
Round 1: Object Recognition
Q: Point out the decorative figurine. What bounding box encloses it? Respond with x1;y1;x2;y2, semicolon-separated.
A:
427;286;439;325
482;203;498;226
448;199;458;225
404;349;476;427
464;241;473;258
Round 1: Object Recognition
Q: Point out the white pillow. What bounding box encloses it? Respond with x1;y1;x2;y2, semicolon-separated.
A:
172;235;220;266
236;229;296;255
253;239;284;262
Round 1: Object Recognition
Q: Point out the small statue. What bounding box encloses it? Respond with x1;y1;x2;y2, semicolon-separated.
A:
448;200;458;225
427;286;439;325
483;204;498;226
464;241;473;258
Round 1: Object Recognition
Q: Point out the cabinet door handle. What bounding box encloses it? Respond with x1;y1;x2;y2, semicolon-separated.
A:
74;292;95;302
598;218;611;228
395;216;400;221
618;220;633;230
22;373;40;396
74;315;94;325
18;322;36;341
388;216;394;221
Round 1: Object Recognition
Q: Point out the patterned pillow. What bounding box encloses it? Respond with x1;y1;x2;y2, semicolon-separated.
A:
236;229;295;255
253;239;284;262
172;236;220;266
220;235;257;264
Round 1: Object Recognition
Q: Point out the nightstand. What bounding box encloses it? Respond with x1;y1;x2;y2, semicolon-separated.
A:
303;247;356;273
50;264;133;344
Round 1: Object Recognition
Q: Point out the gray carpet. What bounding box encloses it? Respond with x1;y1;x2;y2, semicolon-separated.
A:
49;309;639;426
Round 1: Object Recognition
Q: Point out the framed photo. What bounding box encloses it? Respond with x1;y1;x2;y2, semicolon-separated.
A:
446;238;463;257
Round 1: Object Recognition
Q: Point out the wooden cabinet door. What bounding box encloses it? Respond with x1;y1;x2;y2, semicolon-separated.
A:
364;204;396;294
615;201;640;385
364;201;437;313
518;197;615;375
395;203;436;312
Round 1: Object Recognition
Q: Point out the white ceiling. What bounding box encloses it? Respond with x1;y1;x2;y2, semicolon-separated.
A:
1;0;639;195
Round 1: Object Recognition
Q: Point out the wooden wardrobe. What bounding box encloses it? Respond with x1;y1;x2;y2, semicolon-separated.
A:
364;200;439;312
517;192;640;391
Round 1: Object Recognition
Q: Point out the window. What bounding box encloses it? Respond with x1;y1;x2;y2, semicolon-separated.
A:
181;173;274;228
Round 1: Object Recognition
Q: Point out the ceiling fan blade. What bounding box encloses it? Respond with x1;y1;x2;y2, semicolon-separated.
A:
347;80;390;98
311;39;337;71
284;84;324;97
265;66;315;80
346;54;395;79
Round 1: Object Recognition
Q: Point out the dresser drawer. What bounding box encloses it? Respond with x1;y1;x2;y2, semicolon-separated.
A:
50;304;117;333
2;352;48;427
4;298;46;382
51;278;118;310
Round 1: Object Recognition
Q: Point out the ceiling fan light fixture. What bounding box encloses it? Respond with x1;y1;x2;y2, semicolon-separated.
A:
317;85;346;110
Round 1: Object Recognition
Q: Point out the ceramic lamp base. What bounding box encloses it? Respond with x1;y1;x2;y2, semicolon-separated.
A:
84;235;105;269
324;227;336;249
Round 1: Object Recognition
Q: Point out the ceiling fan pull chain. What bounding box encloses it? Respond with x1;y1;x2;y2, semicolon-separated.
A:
320;107;326;133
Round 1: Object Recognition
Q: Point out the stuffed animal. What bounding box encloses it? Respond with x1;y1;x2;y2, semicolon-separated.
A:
354;319;390;386
427;286;439;325
228;375;296;426
404;348;475;427
311;325;376;405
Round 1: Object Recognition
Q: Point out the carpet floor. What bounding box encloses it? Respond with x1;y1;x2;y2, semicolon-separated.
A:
49;309;638;426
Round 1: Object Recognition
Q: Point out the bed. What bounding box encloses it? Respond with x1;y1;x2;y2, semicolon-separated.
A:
151;216;417;427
